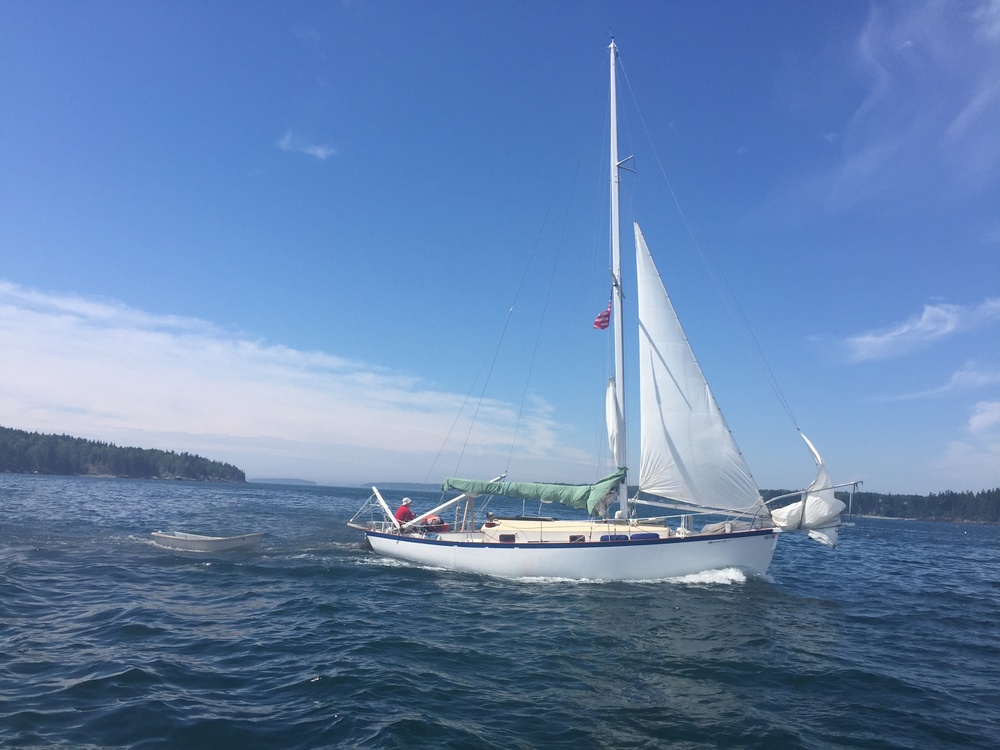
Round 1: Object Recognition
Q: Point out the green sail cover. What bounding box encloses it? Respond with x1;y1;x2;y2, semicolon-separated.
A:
442;469;626;515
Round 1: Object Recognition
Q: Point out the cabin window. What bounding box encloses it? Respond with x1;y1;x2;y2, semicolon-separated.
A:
569;535;586;543
599;534;629;542
499;534;516;543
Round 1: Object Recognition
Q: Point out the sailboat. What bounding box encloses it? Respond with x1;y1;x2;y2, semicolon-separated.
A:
348;42;853;580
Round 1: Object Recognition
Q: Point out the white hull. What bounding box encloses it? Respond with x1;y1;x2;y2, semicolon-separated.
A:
365;528;777;580
151;531;262;552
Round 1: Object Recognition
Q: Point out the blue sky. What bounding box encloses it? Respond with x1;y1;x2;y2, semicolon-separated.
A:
2;1;998;493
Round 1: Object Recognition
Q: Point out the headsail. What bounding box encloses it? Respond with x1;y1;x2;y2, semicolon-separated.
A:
634;222;762;513
770;433;846;546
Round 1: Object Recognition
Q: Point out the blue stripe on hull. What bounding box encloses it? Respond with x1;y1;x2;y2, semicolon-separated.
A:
366;527;776;550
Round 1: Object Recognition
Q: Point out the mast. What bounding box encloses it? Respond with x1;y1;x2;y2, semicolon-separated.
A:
609;40;629;519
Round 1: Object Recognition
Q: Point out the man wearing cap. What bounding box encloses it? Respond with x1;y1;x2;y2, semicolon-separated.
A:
394;497;415;524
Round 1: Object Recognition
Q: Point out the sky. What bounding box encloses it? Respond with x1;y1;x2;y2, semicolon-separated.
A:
2;1;999;494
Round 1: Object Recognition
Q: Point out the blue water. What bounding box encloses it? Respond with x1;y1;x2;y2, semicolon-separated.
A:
1;475;998;749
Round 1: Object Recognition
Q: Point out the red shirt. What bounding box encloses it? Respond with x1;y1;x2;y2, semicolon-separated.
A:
394;505;415;523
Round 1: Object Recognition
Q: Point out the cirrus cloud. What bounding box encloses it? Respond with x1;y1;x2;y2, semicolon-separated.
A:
938;399;1000;489
276;130;337;160
845;297;1000;361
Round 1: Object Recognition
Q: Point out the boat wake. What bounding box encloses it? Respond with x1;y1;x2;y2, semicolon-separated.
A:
667;567;748;586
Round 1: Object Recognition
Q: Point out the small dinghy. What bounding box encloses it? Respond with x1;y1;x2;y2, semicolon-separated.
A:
150;530;263;552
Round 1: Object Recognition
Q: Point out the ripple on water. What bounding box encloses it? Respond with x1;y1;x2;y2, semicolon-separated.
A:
1;477;999;749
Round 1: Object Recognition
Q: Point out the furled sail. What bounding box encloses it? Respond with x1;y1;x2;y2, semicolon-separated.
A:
770;433;846;546
606;377;625;469
443;469;625;515
634;222;762;513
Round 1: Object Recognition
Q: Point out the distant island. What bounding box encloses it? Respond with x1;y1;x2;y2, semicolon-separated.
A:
0;426;245;482
250;478;317;486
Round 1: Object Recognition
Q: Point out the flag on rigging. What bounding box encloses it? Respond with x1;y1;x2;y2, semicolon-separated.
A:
593;300;611;330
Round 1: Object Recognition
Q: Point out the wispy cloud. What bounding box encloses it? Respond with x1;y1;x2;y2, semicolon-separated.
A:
969;399;1000;432
765;1;1000;221
845;297;1000;361
0;281;594;484
938;399;1000;489
850;2;1000;189
276;130;337;160
875;361;1000;401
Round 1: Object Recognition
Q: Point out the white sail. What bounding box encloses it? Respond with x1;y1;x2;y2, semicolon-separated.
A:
770;433;846;546
606;377;625;468
635;222;761;512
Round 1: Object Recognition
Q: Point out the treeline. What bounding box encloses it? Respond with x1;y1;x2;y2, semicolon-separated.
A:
845;489;1000;524
761;487;1000;524
0;426;245;482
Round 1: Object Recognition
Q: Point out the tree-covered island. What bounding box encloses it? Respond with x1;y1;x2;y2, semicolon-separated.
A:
0;426;245;482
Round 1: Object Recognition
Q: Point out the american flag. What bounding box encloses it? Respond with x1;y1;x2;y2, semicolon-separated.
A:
593;300;611;330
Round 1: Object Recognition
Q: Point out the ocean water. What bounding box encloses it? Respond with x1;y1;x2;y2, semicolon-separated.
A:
1;475;998;749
